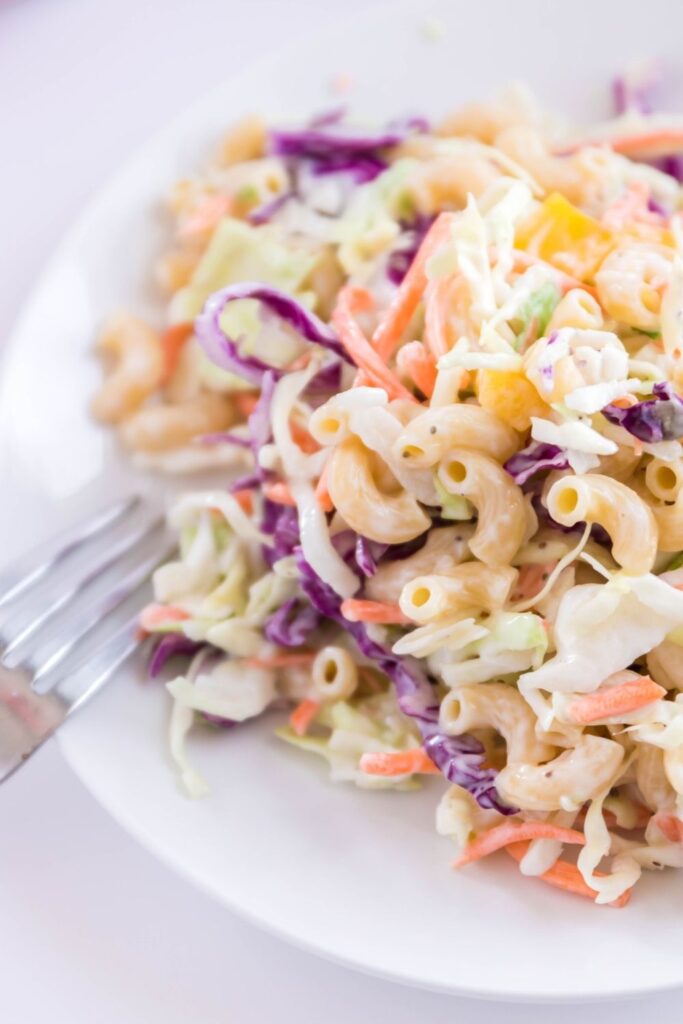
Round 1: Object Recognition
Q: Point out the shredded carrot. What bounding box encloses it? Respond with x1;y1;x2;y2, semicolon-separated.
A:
314;462;334;513
359;749;441;777
290;419;320;454
139;603;190;631
246;653;316;669
453;822;586;869
653;812;683;844
505;841;632;907
234;392;259;417
610;394;639;409
512;562;558;603
160;322;193;383
557;128;683;158
372;212;457;360
340;598;411;625
289;698;321;736
424;274;462;358
511;249;599;298
331;287;418;402
352;369;375;388
263;481;297;506
601;181;664;230
567;674;666;725
232;489;254;514
178;194;232;238
396;341;438;398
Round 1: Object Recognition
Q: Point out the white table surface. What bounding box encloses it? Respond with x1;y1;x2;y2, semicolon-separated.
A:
2;1;682;1020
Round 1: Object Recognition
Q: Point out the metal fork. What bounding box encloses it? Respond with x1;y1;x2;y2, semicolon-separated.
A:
0;496;175;782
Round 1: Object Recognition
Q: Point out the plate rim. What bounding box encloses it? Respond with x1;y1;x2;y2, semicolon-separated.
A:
3;0;683;1002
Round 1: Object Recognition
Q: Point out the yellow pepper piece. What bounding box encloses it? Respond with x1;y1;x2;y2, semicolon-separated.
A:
476;369;551;433
516;193;615;283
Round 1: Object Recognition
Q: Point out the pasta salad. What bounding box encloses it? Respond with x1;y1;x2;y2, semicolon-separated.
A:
94;64;683;906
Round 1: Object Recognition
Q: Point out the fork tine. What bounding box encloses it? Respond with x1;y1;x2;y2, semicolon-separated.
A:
53;611;144;715
1;514;164;660
29;541;176;687
0;494;140;610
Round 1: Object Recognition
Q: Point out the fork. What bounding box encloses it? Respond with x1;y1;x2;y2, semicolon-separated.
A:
0;496;174;782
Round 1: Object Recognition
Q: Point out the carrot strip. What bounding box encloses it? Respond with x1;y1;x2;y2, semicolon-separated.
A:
610;394;639;409
178;194;232;238
396;341;437;398
139;603;190;631
372;212;456;360
234;392;259;417
232;489;254;514
653;812;683;844
340;598;411;625
557;128;683;159
567;675;666;725
314;462;334;513
331;287;418;402
289;698;321;736
290;419;320;454
453;822;586;869
512;562;558;603
511;250;599;298
160;322;194;382
505;841;632;907
359;749;441;777
263;481;297;507
353;369;375;387
246;653;316;670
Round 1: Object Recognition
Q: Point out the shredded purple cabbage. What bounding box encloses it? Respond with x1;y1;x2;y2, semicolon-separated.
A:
386;215;436;285
229;468;271;493
305;359;344;397
264;596;321;647
195;283;352;386
295;550;513;813
248;370;276;451
261;501;301;568
270;125;412;159
247;191;294;225
613;66;659;116
602;382;683;443
148;634;202;678
504;442;570;488
653;154;683;183
355;536;388;577
308;106;347;129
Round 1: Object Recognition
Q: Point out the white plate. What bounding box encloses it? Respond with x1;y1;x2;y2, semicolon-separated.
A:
3;0;683;1001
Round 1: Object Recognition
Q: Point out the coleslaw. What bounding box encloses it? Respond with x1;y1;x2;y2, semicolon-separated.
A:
93;65;683;906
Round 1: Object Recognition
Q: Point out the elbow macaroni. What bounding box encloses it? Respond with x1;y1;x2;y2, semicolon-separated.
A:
595;243;674;330
399;563;517;624
546;289;604;333
326;438;431;544
439;683;555;764
312;646;358;702
495;735;625;812
437;449;527;566
546;473;658;575
393;404;519;468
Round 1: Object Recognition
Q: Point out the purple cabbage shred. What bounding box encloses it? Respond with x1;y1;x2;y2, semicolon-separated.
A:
504;442;570;488
602;382;683;443
295;549;514;813
195;282;352;387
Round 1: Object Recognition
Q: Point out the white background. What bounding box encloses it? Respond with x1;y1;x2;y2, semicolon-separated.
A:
1;1;682;1020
